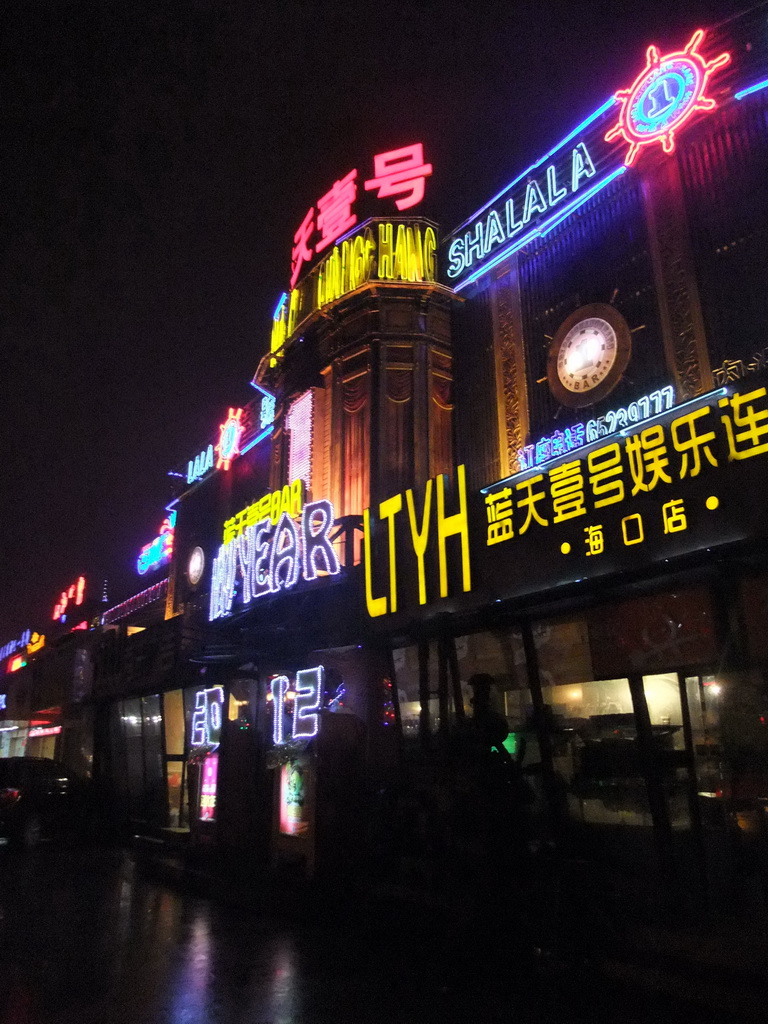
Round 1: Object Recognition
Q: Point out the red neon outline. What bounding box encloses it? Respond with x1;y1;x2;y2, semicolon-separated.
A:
215;407;244;470
605;29;730;166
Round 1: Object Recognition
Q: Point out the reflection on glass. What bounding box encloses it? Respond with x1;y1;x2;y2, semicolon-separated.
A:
643;673;690;829
540;677;652;827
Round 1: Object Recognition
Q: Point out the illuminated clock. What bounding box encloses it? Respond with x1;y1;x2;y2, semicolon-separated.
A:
187;546;205;587
547;304;632;409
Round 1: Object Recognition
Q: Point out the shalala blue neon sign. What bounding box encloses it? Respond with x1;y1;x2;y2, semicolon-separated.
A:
447;141;601;283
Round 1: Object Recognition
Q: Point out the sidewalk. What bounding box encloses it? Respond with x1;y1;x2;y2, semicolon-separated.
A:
592;905;768;1022
132;834;768;1020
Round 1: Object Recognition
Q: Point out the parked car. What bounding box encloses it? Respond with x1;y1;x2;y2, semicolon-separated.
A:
0;757;90;849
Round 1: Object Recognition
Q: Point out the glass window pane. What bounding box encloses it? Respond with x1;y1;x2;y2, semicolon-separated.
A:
166;760;185;828
534;616;594;688
392;645;424;739
643;674;689;829
122;698;144;820
539;677;654;826
163;689;185;756
142;695;166;825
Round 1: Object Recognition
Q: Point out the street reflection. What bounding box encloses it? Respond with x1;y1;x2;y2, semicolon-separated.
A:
168;910;213;1023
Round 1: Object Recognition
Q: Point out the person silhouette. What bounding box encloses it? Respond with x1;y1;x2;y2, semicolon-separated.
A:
460;674;535;990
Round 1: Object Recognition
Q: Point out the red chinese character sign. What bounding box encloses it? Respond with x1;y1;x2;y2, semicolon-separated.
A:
53;576;86;622
316;169;357;253
288;144;432;287
291;209;314;289
605;29;730;166
364;143;433;210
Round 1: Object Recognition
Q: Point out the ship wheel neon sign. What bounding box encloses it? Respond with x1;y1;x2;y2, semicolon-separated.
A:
215;407;244;470
605;29;730;166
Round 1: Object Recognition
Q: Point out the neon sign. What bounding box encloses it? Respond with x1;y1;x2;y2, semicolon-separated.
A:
224;479;304;544
260;393;276;429
27;632;45;654
215;408;244;470
364;466;472;617
137;511;176;576
101;578;168;626
187;444;214;485
605;30;730;166
0;694;6;711
191;686;224;748
364;143;433;210
447;142;600;281
199;753;219;821
289;145;432;287
209;500;340;621
0;630;31;663
269;667;324;746
28;725;61;739
53;577;85;622
482;386;734;549
7;656;26;674
271;219;437;359
519;387;676;469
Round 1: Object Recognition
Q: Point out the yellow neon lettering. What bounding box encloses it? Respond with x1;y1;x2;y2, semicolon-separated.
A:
436;464;471;597
349;236;362;289
287;288;300;337
406;480;433;605
719;389;768;460
270;489;282;524
378;222;394;279
290;478;303;517
363;508;387;617
393;224;408;280
379;494;403;614
662;498;687;534
584;524;604;556
423;226;437;282
350;232;374;289
405;226;424;281
621;513;645;546
279;484;291;518
341;238;351;294
588;443;624;507
270;314;287;367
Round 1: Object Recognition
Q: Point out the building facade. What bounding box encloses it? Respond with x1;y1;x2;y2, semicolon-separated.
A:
3;7;768;907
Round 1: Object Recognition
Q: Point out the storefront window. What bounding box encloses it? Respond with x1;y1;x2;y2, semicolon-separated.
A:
163;689;186;828
108;695;171;828
534;617;594;688
538;672;703;830
122;698;144;820
715;669;768;818
455;630;528;726
227;678;257;728
141;694;166;824
392;630;531;745
392;644;436;738
541;676;655;828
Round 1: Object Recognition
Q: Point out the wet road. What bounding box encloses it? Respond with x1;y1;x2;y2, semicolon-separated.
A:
0;845;727;1024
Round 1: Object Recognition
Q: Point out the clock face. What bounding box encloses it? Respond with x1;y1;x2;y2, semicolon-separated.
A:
557;317;617;392
187;546;205;587
547;304;632;409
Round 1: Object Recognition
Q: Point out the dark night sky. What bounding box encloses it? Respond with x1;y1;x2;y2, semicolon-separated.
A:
0;0;747;639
